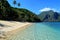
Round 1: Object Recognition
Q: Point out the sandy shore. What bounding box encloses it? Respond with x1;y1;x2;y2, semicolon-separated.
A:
0;20;32;40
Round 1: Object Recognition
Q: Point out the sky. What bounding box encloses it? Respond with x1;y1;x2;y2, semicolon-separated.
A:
8;0;60;14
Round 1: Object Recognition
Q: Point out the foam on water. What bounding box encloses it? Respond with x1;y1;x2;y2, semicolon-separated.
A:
8;22;60;40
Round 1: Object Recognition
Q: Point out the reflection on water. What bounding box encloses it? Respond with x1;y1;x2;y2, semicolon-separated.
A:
9;22;60;40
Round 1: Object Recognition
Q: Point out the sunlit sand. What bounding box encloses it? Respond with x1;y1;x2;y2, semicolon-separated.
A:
0;20;31;40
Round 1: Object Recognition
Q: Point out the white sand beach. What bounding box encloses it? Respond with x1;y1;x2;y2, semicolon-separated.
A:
0;20;32;40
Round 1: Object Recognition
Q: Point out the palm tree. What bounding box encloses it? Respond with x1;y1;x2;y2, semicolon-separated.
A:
18;3;20;7
13;0;16;7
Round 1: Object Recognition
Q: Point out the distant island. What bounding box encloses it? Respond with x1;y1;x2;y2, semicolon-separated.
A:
38;10;60;22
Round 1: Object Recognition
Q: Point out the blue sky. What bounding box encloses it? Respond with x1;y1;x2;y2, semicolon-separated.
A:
8;0;60;14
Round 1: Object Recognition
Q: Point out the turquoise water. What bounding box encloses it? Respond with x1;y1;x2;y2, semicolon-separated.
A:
9;22;60;40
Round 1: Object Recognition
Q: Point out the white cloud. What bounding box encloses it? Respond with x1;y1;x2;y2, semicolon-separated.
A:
39;8;58;12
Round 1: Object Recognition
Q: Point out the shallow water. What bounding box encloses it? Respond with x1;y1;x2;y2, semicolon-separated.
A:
9;22;60;40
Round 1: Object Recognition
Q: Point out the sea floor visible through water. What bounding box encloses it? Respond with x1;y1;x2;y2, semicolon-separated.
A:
8;22;60;40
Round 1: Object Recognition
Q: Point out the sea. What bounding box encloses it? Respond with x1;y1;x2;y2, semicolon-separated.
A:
9;22;60;40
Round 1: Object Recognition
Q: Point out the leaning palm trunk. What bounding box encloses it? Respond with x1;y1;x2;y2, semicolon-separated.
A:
13;0;16;8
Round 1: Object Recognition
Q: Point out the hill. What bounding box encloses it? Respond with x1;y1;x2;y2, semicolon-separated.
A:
0;0;41;22
38;10;60;22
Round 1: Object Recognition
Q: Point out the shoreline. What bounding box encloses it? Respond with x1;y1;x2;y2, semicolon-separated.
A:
0;21;32;40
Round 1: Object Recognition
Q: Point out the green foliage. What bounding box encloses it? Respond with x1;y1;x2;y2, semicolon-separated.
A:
18;3;20;7
11;7;41;22
0;0;41;22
